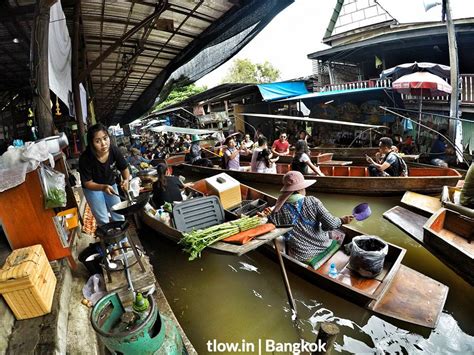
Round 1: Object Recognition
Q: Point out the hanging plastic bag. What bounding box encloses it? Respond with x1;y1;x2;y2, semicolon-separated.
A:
348;235;388;278
39;163;67;209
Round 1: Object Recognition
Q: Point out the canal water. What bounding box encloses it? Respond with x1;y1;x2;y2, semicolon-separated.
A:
140;182;473;354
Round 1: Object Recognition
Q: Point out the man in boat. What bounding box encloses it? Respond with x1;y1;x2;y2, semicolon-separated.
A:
429;129;454;167
186;134;213;167
262;171;353;266
366;137;406;177
271;132;290;157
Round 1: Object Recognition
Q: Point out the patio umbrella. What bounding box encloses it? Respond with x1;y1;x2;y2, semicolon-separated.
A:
380;62;450;80
392;72;452;143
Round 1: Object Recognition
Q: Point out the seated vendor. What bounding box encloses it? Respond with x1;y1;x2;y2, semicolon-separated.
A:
186;134;213;167
264;171;353;265
460;163;474;208
151;162;184;209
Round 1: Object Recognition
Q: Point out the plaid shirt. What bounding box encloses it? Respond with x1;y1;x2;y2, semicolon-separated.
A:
269;196;342;262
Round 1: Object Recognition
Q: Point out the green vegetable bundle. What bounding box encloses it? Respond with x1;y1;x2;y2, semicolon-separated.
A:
45;188;67;209
180;216;261;260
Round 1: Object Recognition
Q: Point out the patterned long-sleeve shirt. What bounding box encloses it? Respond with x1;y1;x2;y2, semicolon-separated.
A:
269;196;342;262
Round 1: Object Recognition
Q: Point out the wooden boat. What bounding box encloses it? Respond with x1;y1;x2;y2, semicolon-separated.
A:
261;224;448;328
139;181;289;257
441;186;474;218
424;208;474;285
310;147;379;164
241;152;342;165
383;205;474;285
178;178;449;327
173;163;462;195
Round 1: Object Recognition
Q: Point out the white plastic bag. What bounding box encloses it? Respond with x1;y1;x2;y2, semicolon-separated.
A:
82;274;106;306
39;163;67;209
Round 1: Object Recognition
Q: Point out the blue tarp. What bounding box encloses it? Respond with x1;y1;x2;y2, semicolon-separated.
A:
277;87;401;105
257;81;309;101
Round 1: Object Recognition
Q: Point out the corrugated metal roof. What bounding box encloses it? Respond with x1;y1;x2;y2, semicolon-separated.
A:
0;0;293;124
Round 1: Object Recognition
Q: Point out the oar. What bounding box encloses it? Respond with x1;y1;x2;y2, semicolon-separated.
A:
273;239;298;320
201;146;222;158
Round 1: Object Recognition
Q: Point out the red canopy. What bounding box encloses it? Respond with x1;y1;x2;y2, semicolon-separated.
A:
392;72;452;96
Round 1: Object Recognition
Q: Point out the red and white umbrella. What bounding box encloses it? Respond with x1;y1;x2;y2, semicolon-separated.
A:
392;72;452;96
392;72;452;143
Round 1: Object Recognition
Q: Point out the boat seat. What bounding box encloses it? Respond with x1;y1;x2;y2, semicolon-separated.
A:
316;250;382;295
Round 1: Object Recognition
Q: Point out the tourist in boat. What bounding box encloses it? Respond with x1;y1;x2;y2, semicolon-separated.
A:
128;147;151;169
264;171;353;265
255;147;278;173
223;136;248;170
460;163;474;208
291;140;325;177
151;162;184;209
186;134;213;167
298;130;309;143
271;132;290;156
241;133;254;150
251;136;271;172
366;137;405;177
79;123;130;226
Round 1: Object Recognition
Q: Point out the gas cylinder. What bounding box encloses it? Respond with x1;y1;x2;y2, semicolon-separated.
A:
91;292;184;354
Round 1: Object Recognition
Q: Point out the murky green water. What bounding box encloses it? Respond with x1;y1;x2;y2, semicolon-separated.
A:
141;181;473;354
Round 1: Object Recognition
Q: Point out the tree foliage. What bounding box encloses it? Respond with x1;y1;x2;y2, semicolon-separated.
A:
152;84;207;111
221;58;280;84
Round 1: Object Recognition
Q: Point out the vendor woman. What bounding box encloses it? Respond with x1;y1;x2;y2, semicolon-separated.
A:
79;123;130;226
264;171;353;266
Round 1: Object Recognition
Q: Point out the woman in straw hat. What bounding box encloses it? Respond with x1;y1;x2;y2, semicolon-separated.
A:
264;171;353;266
187;134;213;167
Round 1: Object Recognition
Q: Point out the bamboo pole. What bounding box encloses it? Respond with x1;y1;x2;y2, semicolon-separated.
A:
273;239;297;319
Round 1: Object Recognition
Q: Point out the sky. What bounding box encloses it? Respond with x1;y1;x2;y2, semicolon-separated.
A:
196;0;474;89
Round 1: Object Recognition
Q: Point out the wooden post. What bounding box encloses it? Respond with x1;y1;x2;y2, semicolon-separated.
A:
72;0;86;151
33;0;54;138
445;0;460;153
312;322;340;355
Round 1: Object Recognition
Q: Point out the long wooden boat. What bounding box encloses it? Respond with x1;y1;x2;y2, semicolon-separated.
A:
184;178;449;327
383;205;474;286
139;182;290;257
173;163;462;195
261;224;448;328
310;147;379;164
424;208;474;285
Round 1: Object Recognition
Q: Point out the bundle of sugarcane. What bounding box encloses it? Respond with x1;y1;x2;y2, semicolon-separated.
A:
180;216;261;260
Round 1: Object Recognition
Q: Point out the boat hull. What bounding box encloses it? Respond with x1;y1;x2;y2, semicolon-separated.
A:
261;225;448;328
174;164;461;195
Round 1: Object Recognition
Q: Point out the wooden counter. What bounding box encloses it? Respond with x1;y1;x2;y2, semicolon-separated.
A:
0;157;77;268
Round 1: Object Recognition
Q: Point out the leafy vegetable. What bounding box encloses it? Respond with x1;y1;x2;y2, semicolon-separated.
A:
179;216;262;261
45;188;67;209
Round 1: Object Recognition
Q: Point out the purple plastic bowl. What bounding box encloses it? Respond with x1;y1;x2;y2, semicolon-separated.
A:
352;203;371;221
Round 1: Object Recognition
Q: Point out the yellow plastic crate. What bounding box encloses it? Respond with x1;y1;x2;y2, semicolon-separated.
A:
0;244;57;320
